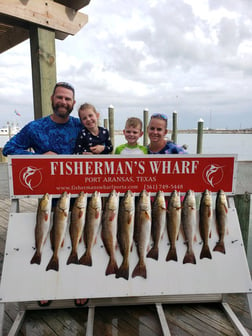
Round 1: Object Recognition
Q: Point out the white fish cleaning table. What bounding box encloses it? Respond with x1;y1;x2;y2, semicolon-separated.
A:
0;154;251;335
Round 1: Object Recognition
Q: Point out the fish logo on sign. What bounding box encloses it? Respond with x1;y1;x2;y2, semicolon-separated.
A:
202;164;224;187
19;166;43;190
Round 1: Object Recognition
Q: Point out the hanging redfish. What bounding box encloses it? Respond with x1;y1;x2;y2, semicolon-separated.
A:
199;189;212;259
213;189;228;254
79;191;102;266
166;190;181;262
30;193;52;265
147;191;166;261
132;190;151;279
46;192;71;271
181;190;197;264
101;190;120;276
116;190;135;280
67;192;87;265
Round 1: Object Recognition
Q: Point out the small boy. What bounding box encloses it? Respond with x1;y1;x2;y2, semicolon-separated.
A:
115;117;147;155
74;103;113;154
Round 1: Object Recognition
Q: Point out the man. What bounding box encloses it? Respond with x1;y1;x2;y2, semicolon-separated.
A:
3;82;87;307
3;82;82;155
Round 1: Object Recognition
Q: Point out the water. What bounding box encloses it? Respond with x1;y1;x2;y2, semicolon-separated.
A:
1;133;251;161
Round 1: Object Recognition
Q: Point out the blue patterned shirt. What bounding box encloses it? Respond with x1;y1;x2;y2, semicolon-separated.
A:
3;116;82;155
147;141;187;154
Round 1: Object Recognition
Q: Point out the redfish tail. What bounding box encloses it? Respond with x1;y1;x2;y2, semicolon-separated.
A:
147;246;159;260
30;251;41;265
200;244;212;259
105;258;118;276
66;251;79;265
166;247;178;262
46;255;59;271
79;251;92;266
183;251;196;264
132;261;147;279
116;261;129;280
213;241;226;254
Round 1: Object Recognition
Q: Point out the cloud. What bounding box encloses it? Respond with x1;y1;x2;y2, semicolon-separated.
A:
1;0;252;130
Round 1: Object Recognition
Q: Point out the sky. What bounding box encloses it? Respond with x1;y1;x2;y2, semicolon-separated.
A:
1;0;252;131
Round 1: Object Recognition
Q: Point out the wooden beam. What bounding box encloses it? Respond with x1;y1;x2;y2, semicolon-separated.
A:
0;26;29;53
30;26;57;119
0;25;69;53
0;13;68;52
55;0;91;11
0;0;88;35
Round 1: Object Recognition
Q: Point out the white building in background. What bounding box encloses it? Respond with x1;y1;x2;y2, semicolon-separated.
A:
0;123;21;136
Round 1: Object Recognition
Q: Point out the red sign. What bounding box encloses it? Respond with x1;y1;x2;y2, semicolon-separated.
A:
8;154;237;197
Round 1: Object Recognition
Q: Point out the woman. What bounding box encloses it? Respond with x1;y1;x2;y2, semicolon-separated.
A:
147;113;187;154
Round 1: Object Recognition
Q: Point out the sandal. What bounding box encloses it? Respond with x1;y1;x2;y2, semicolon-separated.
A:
74;298;89;307
38;300;52;307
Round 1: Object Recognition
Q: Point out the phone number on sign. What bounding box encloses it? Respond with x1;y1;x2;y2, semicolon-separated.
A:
144;184;184;191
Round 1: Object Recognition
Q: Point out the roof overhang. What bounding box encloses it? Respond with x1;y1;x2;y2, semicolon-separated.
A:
0;0;90;53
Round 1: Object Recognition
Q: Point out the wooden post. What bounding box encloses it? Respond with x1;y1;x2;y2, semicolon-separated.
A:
108;105;115;152
143;108;149;146
247;196;252;271
104;118;108;129
7;122;11;139
197;118;204;154
234;193;251;253
30;26;56;120
171;110;177;143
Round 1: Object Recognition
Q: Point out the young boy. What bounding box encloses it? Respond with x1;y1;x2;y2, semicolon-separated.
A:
115;117;147;155
74;103;113;154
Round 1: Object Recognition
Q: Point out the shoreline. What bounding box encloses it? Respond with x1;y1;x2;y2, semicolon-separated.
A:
1;129;251;138
114;129;252;135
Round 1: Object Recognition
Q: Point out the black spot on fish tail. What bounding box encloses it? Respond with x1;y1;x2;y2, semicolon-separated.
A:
200;244;212;259
116;261;129;280
183;251;196;264
147;246;159;260
166;247;178;262
66;251;79;265
79;252;92;266
30;251;41;265
46;255;59;271
213;241;226;254
132;261;147;279
105;258;118;276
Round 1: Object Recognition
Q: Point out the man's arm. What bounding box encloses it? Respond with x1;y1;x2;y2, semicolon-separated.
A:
3;125;34;156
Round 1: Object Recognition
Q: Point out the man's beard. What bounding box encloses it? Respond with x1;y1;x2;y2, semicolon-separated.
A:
52;102;73;119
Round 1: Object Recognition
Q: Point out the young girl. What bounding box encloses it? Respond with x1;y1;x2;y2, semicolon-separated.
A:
74;103;113;154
